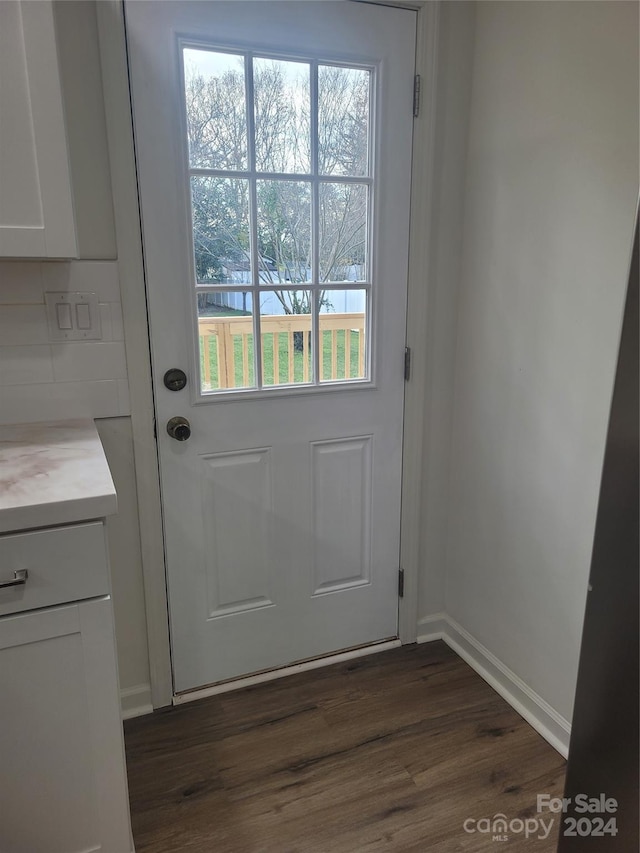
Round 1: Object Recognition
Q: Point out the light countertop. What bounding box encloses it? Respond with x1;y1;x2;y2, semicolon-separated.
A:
0;419;117;534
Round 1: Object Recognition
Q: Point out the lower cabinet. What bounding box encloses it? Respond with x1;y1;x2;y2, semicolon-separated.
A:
0;597;133;853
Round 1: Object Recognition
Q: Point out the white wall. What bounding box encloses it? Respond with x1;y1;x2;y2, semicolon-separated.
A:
443;0;639;724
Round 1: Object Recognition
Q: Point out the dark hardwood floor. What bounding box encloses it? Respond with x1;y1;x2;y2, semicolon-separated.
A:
124;641;566;852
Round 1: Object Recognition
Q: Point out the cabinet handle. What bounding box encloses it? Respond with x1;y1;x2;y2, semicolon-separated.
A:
0;569;28;589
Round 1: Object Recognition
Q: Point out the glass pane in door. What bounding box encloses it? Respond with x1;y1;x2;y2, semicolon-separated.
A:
319;183;368;283
256;180;312;285
319;289;367;381
253;58;311;173
318;65;370;176
259;291;312;386
191;177;251;285
198;292;255;391
183;48;247;171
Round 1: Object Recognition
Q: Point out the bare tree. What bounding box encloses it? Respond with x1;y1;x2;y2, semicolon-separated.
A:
184;57;369;319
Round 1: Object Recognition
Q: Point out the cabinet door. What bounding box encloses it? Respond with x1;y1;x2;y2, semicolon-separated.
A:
0;1;77;258
0;598;133;853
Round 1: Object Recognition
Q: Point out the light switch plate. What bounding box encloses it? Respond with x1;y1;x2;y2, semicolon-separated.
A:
45;292;102;341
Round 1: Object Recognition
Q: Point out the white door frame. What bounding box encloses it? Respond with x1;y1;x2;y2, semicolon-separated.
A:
97;0;441;709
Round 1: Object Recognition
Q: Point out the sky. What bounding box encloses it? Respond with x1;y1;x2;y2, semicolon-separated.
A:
183;47;309;88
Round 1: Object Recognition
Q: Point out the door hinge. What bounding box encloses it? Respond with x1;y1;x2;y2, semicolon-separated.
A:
413;74;421;118
404;346;411;381
398;568;405;598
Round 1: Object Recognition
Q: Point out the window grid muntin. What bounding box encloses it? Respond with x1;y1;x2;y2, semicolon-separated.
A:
245;52;262;388
311;61;320;385
181;43;375;396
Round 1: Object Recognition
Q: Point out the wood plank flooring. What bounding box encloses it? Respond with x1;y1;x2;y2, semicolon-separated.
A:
124;641;566;852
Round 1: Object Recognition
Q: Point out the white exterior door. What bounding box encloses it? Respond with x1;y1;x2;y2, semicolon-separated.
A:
126;1;416;693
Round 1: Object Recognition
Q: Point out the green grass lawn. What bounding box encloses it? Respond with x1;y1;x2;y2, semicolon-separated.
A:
200;329;363;389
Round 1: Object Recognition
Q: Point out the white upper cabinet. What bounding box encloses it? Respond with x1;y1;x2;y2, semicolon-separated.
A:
0;0;77;258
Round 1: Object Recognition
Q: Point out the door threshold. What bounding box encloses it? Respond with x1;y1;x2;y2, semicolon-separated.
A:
172;637;401;705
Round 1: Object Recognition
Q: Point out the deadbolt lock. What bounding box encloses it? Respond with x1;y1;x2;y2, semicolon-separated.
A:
167;416;191;442
164;368;188;391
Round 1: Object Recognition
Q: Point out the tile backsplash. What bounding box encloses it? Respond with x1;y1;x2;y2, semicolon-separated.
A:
0;261;130;424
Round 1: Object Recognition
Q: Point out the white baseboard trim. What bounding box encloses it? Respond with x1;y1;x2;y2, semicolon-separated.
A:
417;614;570;758
415;612;448;643
174;639;402;705
120;683;154;720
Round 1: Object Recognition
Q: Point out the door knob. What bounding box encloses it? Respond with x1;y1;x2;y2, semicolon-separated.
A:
167;416;191;441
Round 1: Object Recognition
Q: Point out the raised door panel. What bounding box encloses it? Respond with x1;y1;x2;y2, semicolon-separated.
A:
311;436;372;595
201;448;274;616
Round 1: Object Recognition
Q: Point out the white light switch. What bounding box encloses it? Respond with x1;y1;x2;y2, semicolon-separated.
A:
56;303;73;330
45;292;102;341
76;303;91;330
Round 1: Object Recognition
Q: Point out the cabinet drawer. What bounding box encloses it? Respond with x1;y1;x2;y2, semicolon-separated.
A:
0;522;108;616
